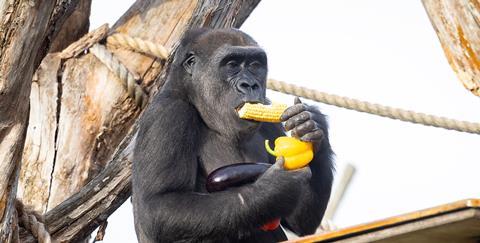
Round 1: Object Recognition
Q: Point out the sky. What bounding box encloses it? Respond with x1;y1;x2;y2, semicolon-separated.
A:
90;1;480;242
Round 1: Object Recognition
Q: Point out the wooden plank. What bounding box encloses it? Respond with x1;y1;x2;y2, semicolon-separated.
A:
333;209;480;243
291;199;480;242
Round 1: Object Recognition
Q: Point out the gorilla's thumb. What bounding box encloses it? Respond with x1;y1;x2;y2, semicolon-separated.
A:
274;156;285;169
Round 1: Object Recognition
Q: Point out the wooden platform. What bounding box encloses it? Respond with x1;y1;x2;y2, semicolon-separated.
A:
289;199;480;243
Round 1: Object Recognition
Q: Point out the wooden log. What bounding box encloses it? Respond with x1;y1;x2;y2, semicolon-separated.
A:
15;0;261;241
422;0;480;96
17;25;110;215
0;1;80;242
49;0;92;53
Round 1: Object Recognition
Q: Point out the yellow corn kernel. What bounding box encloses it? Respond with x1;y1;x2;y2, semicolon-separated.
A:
237;103;288;123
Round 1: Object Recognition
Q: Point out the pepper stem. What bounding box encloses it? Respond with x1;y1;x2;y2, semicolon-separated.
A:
264;140;276;156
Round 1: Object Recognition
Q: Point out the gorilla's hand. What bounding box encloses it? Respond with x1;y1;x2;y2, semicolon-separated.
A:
281;97;327;152
253;157;311;217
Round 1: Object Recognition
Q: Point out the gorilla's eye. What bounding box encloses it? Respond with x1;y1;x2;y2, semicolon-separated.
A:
186;56;195;66
227;60;240;69
248;60;265;74
248;61;262;70
183;53;196;74
225;60;241;74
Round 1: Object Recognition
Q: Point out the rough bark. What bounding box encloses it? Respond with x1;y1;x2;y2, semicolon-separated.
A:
422;0;480;96
16;0;260;241
0;0;80;242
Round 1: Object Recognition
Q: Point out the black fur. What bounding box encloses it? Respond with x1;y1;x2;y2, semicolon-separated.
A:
132;28;334;243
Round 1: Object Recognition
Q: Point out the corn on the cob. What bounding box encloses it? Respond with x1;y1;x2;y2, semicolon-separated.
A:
237;103;288;123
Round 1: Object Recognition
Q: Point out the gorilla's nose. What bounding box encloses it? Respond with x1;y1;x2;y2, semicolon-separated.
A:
236;79;260;94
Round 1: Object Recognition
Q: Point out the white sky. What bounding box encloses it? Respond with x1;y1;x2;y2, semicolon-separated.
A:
90;1;480;242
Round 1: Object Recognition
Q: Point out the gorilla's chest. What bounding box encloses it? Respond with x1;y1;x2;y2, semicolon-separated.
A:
198;132;269;175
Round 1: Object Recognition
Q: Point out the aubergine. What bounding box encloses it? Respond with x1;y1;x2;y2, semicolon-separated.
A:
206;163;271;193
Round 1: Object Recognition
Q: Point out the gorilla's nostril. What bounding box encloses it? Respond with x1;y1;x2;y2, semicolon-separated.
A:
251;84;259;90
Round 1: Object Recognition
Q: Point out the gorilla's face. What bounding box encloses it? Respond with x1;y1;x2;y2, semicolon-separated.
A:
180;29;268;136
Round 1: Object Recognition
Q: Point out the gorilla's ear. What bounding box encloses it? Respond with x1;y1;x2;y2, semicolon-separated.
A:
183;52;196;75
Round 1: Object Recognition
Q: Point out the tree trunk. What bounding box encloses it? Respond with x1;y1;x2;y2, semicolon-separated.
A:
422;0;480;96
0;1;81;242
16;0;260;241
50;0;92;53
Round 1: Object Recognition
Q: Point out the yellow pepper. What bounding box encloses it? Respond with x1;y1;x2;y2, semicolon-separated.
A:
264;136;314;170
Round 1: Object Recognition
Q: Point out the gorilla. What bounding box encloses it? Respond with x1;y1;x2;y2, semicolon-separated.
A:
132;28;334;243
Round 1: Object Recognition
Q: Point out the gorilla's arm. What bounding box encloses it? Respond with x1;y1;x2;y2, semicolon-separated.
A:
261;105;334;236
133;96;305;241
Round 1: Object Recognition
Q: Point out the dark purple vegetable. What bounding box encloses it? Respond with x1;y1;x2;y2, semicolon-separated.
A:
206;163;271;193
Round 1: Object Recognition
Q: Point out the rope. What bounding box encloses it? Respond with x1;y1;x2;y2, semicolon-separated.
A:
107;33;169;60
20;213;54;243
89;44;147;108
90;32;480;135
267;79;480;135
16;201;55;243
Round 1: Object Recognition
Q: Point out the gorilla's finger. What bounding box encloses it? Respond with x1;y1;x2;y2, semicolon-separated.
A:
280;103;306;122
300;129;324;143
284;111;312;131
291;120;318;138
264;97;272;105
294;97;302;105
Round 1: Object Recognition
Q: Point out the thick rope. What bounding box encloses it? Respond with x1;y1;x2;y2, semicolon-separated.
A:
267;79;480;135
107;33;169;60
99;33;480;135
20;213;53;243
16;201;55;243
89;44;147;108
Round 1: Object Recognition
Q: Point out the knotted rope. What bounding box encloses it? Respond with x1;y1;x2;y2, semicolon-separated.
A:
16;201;55;243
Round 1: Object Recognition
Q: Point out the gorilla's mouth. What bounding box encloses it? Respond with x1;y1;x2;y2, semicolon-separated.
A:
234;100;267;117
234;101;265;124
234;101;261;111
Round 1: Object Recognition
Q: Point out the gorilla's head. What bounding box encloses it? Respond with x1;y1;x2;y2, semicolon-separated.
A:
168;28;268;136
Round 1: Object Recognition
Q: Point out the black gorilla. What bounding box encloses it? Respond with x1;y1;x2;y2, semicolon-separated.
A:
132;28;334;243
